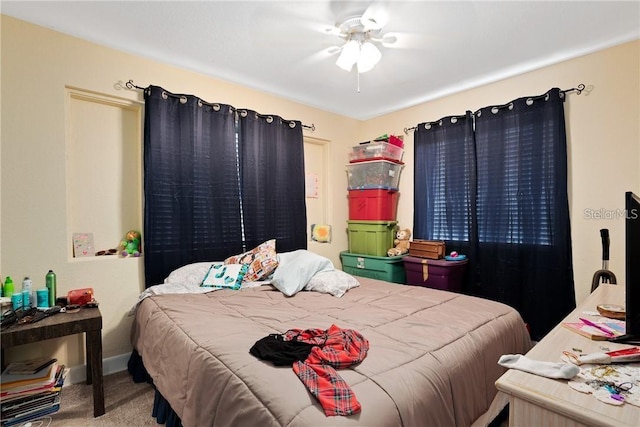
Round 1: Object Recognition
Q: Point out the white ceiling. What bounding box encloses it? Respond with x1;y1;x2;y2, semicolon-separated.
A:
2;1;639;120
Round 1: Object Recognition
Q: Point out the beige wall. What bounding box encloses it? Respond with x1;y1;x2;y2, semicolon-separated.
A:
2;15;639;373
369;40;640;307
0;16;359;371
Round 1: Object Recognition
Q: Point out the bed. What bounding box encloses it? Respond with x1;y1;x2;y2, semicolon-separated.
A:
130;251;531;427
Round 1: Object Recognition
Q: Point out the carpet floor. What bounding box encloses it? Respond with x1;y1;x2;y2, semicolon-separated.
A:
22;370;157;427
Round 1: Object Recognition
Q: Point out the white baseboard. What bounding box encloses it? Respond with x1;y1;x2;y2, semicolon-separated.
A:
65;352;130;386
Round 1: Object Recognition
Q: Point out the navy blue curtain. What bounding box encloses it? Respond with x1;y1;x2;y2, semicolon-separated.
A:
414;88;575;340
143;86;241;287
238;110;307;252
414;112;478;291
143;87;307;288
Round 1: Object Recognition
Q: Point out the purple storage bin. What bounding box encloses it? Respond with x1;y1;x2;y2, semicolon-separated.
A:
403;256;467;292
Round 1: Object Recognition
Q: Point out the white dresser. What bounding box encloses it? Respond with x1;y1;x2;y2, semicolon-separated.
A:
495;284;639;427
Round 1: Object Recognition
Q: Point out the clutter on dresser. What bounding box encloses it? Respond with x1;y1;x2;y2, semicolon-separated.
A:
563;347;640;365
566;358;640;407
2;270;56;311
597;304;626;320
67;288;97;307
0;306;62;328
0;276;98;329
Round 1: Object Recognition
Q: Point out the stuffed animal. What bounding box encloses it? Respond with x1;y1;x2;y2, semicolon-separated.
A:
388;228;411;256
119;230;141;257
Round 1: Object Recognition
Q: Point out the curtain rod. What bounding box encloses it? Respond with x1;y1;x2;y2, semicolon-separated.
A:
403;83;587;134
125;80;315;132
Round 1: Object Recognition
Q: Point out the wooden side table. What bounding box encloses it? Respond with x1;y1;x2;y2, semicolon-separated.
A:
0;307;105;417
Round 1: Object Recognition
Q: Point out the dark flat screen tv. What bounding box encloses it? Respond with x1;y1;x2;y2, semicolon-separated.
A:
609;191;640;344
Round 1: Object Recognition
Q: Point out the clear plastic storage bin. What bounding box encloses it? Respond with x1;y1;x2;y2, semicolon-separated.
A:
346;160;404;190
349;142;404;163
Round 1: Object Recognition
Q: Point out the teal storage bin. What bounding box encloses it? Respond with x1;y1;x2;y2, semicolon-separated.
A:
340;251;406;284
347;220;397;257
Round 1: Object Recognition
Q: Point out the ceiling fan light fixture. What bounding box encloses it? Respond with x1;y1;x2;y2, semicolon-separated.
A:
360;41;382;65
336;39;360;72
334;12;388;74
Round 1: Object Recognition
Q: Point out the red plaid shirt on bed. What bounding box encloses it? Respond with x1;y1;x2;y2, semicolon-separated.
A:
283;324;369;416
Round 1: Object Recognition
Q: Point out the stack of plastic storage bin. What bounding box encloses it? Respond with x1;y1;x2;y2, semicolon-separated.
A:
340;135;407;284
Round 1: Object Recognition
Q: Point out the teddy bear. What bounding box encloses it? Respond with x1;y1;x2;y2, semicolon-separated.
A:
388;228;411;256
119;230;142;257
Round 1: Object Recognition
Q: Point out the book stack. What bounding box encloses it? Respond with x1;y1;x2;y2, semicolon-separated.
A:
0;358;66;426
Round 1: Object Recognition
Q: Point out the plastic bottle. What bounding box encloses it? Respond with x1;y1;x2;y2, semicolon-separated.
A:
45;270;57;307
4;276;14;298
36;288;49;308
23;276;38;308
22;277;32;309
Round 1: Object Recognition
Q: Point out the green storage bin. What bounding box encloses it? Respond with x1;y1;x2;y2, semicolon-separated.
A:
347;220;397;257
340;251;406;284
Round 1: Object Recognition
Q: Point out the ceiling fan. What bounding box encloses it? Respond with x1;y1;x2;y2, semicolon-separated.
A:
327;4;398;74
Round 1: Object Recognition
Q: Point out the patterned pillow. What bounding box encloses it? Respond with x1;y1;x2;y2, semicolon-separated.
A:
224;239;278;282
201;263;248;290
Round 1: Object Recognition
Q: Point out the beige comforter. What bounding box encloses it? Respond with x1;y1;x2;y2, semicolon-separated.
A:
132;277;531;427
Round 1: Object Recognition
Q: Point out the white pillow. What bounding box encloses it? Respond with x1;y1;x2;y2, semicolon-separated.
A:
164;262;219;286
271;250;334;297
305;270;360;297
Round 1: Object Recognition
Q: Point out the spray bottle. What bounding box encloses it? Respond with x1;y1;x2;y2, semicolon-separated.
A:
45;270;57;308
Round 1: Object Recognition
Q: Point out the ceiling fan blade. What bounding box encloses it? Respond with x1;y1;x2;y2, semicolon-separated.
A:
361;3;389;31
380;34;397;46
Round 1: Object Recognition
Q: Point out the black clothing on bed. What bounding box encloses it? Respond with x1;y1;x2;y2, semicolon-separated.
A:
250;333;315;366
